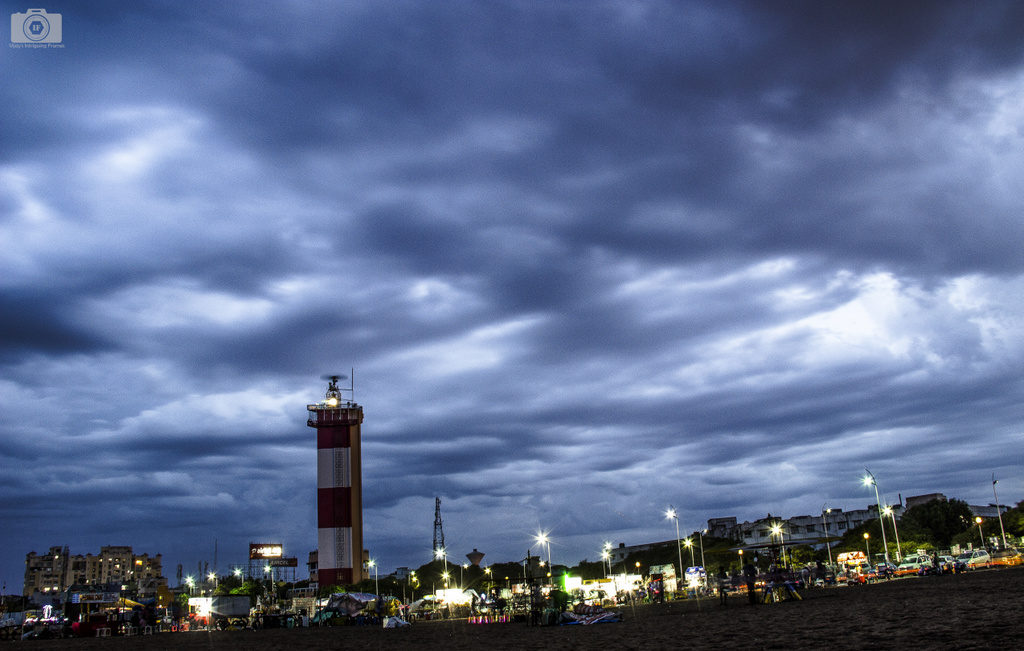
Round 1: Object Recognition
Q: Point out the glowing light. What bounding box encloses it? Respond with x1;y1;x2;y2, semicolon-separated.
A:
188;597;212;617
665;508;677;520
326;397;339;407
436;588;470;605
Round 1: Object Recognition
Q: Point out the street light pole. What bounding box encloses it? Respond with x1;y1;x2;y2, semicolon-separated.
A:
974;517;985;549
770;522;787;568
699;529;707;570
367;559;379;596
821;506;834;568
683;538;695;566
883;506;902;562
863;469;892;565
535;532;552;584
434;547;449;583
993;475;1008;549
666;507;684;590
863;532;870;559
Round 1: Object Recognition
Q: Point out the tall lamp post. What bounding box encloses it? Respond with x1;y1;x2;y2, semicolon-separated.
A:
974;517;985;549
770;522;788;568
882;506;902;562
698;529;707;570
602;542;613;577
821;506;834;568
367;559;379;596
461;564;468;591
434;547;449;581
863;532;870;559
535;533;552;584
863;469;891;565
993;475;1008;549
683;538;695;566
665;507;685;589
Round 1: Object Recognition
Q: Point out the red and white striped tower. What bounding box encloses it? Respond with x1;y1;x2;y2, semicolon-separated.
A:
307;375;364;586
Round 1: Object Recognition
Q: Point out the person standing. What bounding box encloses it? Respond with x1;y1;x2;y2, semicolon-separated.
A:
743;560;758;605
717;566;729;606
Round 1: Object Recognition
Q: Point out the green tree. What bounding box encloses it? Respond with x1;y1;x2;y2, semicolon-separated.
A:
1002;500;1024;539
901;498;974;547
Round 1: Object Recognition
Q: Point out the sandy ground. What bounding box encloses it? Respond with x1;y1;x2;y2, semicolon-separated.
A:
17;566;1024;650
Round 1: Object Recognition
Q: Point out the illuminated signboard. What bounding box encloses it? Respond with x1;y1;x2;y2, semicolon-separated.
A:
268;557;298;567
249;543;284;559
73;593;117;603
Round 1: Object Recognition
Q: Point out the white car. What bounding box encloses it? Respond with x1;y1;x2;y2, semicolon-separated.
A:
956;549;990;569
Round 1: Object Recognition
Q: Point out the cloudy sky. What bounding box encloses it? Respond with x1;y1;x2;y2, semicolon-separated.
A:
3;0;1023;590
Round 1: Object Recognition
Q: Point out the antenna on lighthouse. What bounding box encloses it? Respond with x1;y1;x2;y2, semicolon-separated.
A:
320;372;355;405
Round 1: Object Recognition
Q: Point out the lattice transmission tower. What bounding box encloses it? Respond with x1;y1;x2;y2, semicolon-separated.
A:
432;497;445;555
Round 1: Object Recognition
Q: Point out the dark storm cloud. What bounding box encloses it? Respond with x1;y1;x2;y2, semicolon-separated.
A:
2;0;1024;590
0;292;108;359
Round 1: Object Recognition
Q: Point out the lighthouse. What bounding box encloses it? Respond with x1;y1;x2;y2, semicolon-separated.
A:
307;375;364;586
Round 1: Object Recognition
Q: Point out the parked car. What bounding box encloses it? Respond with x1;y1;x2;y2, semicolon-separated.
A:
936;555;957;573
990;549;1022;567
895;555;930;576
871;563;897;580
956;549;991;569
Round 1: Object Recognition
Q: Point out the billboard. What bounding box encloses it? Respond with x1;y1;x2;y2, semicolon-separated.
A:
249;543;284;559
268;557;298;567
72;593;117;603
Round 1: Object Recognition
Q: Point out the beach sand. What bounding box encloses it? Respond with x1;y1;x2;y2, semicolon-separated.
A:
19;565;1024;650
